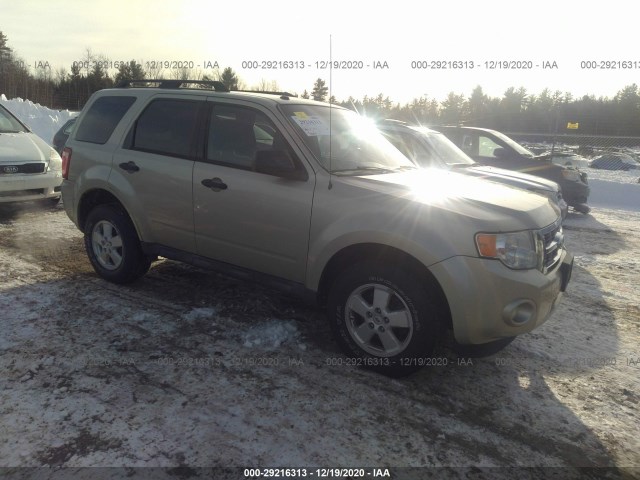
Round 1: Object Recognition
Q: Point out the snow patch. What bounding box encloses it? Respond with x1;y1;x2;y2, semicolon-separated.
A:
242;319;305;350
182;307;217;321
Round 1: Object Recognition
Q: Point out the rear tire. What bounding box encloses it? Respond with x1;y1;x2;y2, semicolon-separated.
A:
327;261;443;377
573;203;591;214
84;204;151;284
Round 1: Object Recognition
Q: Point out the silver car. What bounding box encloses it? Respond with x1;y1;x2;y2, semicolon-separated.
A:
0;104;63;204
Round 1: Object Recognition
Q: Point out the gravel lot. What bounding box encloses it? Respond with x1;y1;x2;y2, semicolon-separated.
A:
0;202;638;480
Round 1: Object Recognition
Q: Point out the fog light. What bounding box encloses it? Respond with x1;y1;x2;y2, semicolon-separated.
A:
503;300;537;326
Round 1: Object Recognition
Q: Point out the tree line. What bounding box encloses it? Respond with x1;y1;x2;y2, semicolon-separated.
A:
1;32;639;137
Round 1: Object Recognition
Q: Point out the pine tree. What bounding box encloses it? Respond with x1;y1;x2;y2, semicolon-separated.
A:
311;78;328;101
114;60;145;84
219;67;239;90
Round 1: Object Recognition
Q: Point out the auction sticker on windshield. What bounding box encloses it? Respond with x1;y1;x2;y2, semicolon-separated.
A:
291;112;330;136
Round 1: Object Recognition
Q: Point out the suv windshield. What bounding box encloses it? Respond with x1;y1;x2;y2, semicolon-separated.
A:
415;128;475;167
0;106;29;133
281;105;415;175
489;129;535;158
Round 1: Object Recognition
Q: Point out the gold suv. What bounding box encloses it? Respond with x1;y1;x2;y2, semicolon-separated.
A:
62;80;573;376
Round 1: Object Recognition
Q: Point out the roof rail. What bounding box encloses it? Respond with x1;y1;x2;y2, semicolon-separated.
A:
114;79;229;92
236;90;298;98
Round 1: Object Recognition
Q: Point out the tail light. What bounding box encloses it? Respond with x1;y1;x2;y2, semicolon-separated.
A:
61;147;72;179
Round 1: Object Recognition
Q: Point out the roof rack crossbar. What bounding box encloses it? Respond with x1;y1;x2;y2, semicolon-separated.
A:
114;79;229;92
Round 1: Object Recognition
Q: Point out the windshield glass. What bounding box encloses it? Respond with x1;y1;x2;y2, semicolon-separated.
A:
0;106;28;133
281;105;415;175
489;129;535;158
417;128;475;167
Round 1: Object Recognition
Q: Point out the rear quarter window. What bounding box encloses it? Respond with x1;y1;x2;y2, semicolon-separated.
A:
75;96;136;144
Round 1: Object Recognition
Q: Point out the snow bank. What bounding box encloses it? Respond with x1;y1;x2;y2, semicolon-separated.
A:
0;94;77;145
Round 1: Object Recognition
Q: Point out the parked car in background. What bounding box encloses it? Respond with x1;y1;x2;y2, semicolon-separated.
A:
61;79;572;377
0;104;63;205
548;151;590;169
52;117;77;155
377;120;568;219
590;153;639;171
433;126;591;214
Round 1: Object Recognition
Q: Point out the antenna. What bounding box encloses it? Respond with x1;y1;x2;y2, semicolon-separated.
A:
328;34;333;190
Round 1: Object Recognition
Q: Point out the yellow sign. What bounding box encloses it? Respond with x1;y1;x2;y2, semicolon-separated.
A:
567;122;579;129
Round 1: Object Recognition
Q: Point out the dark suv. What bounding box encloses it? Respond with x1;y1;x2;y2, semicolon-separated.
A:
432;126;591;214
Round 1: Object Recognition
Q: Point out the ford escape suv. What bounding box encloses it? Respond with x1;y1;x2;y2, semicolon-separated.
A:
61;80;573;377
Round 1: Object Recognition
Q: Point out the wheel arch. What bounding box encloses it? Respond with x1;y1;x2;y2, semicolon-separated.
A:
77;188;131;233
316;243;452;328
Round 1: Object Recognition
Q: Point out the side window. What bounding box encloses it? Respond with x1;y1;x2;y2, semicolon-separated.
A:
478;135;502;158
461;134;474;155
75;96;136;144
207;105;297;171
130;99;202;158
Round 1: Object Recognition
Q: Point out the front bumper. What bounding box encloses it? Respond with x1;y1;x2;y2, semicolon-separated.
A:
429;250;573;345
0;171;63;203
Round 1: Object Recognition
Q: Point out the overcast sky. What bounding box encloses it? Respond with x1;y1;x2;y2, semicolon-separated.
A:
2;0;638;103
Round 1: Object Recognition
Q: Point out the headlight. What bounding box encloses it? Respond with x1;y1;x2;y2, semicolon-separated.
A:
475;231;541;270
561;169;581;181
48;148;62;172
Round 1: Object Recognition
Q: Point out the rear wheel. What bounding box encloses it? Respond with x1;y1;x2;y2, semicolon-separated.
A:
84;204;150;284
327;262;443;377
573;203;591;214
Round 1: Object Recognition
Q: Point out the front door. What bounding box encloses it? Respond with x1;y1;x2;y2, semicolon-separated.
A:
193;103;314;283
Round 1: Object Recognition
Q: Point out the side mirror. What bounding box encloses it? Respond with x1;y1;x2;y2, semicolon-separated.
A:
253;150;308;181
493;147;508;159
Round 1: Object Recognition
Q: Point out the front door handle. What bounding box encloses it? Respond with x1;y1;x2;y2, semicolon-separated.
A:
201;177;228;191
119;161;140;173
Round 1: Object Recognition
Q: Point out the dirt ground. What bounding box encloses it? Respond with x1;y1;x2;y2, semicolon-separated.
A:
0;202;638;480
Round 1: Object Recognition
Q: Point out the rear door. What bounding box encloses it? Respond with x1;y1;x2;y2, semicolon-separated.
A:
112;95;204;252
193;101;314;283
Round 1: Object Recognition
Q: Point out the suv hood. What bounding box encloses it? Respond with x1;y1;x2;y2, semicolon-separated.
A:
338;168;560;230
0;132;54;164
463;165;560;192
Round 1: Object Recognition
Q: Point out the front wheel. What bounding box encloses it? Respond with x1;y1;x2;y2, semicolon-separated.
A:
84;204;151;284
327;262;443;377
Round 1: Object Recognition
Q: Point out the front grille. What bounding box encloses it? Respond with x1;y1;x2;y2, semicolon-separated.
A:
539;220;564;273
0;163;46;174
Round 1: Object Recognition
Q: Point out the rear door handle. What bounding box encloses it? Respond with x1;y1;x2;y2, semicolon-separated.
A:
201;177;228;191
119;161;140;173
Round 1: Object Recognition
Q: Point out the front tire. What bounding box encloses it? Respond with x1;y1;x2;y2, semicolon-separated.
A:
327;262;443;377
84;204;150;284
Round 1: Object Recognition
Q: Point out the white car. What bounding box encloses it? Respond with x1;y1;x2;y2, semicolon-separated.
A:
0;104;63;204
